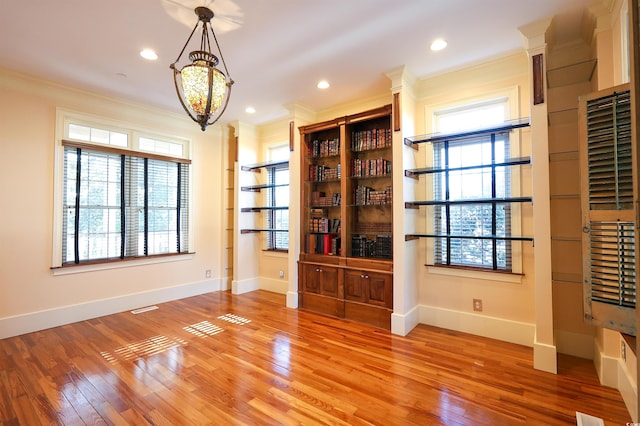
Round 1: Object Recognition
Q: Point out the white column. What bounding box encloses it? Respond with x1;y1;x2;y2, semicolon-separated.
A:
519;19;557;374
385;66;421;336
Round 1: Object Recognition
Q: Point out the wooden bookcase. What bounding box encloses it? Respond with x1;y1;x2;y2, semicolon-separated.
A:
298;105;393;329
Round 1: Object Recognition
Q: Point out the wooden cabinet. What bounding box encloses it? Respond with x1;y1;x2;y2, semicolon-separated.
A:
298;105;393;329
299;261;344;318
344;268;392;308
301;262;339;297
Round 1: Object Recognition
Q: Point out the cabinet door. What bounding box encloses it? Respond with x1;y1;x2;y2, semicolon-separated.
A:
319;266;339;297
344;269;367;303
344;269;392;308
301;263;338;298
302;263;321;294
366;271;392;308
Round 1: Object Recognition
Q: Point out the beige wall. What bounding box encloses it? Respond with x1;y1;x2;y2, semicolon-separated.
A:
257;119;291;293
0;68;227;338
408;53;537;344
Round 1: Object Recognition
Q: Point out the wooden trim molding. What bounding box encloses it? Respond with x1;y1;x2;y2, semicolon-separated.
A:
533;54;544;105
289;120;294;152
393;93;401;131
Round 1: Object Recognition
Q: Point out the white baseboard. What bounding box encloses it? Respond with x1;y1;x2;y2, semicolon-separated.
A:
232;277;260;294
593;337;637;420
391;305;420;336
418;304;535;347
594;338;619;389
618;358;638;421
0;279;222;339
533;339;558;374
286;291;298;309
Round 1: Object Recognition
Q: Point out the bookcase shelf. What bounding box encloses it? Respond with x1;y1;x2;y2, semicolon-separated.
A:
404;156;531;179
241;228;288;234
240;159;289;172
404;119;533;250
241;206;288;212
298;105;394;329
404;117;530;147
240;183;288;192
239;161;289;236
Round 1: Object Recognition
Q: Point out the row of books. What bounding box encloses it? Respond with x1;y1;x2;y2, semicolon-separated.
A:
354;185;393;206
351;234;392;259
306;234;341;255
355;222;392;234
309;138;340;158
311;191;341;206
351;129;392;152
309;217;341;233
351;158;391;177
309;164;341;181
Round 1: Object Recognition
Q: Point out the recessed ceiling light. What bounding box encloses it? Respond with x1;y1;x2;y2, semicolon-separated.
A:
245;106;256;114
140;49;158;60
430;39;448;51
317;80;330;89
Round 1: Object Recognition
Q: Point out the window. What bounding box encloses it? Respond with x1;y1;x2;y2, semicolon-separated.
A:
56;114;191;266
430;99;516;271
266;145;290;251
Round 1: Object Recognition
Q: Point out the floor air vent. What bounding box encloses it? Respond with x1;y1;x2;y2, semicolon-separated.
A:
130;305;159;314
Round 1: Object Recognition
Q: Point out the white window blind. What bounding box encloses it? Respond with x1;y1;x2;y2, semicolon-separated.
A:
62;143;190;264
431;100;513;271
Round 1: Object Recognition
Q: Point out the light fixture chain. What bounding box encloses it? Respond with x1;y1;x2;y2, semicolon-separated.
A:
210;26;232;78
172;21;200;65
200;21;211;53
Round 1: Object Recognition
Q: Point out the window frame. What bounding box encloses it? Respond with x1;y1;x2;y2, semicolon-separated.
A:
423;87;524;277
52;109;193;273
431;132;513;270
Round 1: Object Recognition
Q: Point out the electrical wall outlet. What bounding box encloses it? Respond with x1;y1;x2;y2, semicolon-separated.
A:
205;269;211;279
473;299;483;312
621;340;627;362
279;270;285;278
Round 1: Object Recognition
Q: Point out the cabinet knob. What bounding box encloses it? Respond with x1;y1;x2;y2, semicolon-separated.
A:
361;274;369;279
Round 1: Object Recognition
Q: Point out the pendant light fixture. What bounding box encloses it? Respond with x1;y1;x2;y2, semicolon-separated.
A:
170;6;234;131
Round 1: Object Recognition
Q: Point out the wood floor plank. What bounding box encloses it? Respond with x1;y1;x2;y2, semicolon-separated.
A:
0;290;632;425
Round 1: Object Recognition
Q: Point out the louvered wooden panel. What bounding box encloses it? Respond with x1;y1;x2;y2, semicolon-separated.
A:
588;221;636;307
579;83;637;335
585;90;633;209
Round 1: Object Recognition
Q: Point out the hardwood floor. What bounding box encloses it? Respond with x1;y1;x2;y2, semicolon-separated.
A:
0;290;631;425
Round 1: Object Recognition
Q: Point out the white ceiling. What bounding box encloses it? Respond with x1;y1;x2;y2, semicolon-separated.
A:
0;0;597;126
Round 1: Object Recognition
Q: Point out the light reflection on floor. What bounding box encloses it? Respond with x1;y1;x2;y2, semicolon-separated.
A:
99;314;252;368
218;313;251;325
183;320;225;337
272;336;291;372
100;335;188;363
